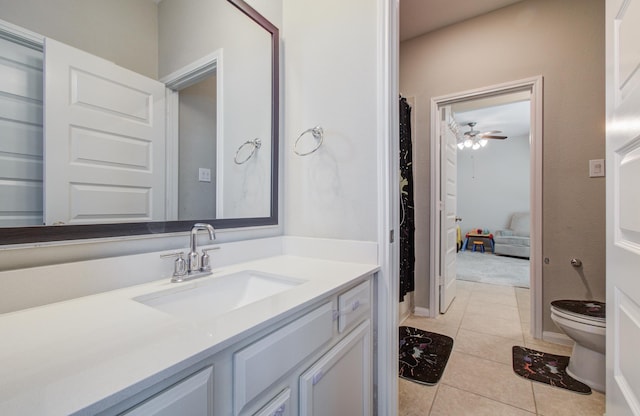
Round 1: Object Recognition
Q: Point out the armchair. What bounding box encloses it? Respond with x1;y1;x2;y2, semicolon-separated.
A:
494;212;530;258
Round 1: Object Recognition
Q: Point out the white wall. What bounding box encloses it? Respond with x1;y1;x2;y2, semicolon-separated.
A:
282;0;379;241
457;135;530;236
159;0;272;219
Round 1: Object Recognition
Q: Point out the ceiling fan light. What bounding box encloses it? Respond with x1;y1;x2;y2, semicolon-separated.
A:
472;142;481;150
464;138;473;148
457;142;464;150
479;139;488;147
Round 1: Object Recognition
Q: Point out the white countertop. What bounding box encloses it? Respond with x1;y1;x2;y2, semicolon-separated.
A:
0;255;378;415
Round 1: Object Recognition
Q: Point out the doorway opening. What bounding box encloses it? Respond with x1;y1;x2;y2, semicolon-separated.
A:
429;77;543;339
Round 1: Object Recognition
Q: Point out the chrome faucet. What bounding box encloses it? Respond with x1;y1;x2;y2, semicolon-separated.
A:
188;223;216;273
160;223;219;282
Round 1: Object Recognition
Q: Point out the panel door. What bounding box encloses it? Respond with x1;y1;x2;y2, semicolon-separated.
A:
606;0;640;413
440;105;457;313
299;320;371;416
44;38;166;225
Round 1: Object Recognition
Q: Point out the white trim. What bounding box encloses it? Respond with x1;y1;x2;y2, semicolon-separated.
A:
429;76;544;338
161;50;224;218
542;330;575;346
377;0;399;415
413;306;430;317
0;18;44;51
165;89;179;220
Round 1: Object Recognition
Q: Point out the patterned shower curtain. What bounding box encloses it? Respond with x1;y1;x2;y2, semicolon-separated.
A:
399;97;415;302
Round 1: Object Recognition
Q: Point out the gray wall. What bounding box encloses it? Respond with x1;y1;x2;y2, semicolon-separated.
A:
0;0;158;79
178;75;217;220
400;0;605;332
457;134;530;236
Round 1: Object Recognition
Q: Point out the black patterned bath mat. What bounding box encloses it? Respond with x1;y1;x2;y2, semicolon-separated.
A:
399;326;454;385
512;346;591;394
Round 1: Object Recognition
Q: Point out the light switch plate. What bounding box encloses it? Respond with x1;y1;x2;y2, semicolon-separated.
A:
589;159;605;177
198;167;211;182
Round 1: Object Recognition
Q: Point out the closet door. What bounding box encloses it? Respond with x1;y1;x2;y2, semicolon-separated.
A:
44;38;166;225
299;320;371;416
0;36;43;226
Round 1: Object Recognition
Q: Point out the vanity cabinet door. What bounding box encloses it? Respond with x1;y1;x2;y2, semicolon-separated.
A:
122;366;213;416
253;388;291;416
299;320;371;416
234;302;334;414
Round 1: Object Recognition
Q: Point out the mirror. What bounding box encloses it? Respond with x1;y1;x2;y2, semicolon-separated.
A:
0;0;279;245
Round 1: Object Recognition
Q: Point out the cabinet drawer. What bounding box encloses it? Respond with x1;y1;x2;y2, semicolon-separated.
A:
234;302;334;414
338;280;370;333
253;388;291;416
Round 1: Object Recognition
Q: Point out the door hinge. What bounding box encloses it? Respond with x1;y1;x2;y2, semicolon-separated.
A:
439;276;445;286
389;229;395;243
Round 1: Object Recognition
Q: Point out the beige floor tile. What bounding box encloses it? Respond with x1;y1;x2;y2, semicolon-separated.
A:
454;329;519;365
466;298;520;321
533;382;605;416
524;339;573;357
460;313;524;341
441;352;536;412
398;377;437;416
469;291;518;308
430;384;535;416
471;283;517;296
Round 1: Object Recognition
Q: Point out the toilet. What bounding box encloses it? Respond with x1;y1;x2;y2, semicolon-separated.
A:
550;299;606;392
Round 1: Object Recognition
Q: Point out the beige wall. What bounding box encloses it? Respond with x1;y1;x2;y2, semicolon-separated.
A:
0;0;158;79
400;0;605;333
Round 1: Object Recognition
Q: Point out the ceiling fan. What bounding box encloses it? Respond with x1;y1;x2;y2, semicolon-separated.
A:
458;122;507;150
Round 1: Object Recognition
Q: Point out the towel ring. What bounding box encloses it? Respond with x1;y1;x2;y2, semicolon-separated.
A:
234;138;261;165
294;126;323;156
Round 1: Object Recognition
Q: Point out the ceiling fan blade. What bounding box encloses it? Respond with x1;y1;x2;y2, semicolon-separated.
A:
482;135;508;140
481;130;502;135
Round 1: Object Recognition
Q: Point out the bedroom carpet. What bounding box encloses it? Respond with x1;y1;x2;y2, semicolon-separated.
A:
456;251;530;288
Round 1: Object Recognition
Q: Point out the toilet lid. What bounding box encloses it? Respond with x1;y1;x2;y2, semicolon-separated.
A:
550;300;605;322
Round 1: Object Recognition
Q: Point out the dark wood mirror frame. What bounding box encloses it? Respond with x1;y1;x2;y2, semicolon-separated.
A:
1;0;279;246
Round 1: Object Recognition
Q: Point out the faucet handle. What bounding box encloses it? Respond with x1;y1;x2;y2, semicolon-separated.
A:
160;252;188;281
200;247;220;272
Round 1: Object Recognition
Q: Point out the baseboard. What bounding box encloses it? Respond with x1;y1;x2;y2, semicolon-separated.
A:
542;331;574;346
414;306;430;317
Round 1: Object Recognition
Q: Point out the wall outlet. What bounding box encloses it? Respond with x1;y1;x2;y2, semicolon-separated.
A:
198;167;211;182
589;159;605;177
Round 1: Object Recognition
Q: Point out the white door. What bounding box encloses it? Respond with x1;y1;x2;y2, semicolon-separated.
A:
299;321;371;416
606;0;640;413
440;106;457;313
44;38;166;225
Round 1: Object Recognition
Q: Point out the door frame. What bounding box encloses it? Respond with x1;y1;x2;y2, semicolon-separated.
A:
429;76;544;339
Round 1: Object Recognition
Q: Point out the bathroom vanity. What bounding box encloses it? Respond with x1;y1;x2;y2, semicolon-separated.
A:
0;241;378;415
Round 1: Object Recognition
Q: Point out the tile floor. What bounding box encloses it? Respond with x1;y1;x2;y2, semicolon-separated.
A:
399;280;606;416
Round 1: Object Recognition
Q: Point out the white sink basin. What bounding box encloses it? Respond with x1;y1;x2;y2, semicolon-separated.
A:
134;270;306;321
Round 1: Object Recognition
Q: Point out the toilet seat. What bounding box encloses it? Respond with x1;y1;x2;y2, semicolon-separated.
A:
550;306;606;328
550;300;605;326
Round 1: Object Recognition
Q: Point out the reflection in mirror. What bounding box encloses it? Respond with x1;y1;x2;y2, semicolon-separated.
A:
0;0;278;245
